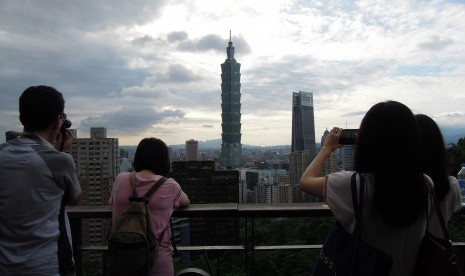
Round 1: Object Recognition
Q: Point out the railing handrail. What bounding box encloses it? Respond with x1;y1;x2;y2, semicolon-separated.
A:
67;202;465;218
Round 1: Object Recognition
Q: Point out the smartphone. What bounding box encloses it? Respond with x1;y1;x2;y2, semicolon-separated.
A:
339;129;358;145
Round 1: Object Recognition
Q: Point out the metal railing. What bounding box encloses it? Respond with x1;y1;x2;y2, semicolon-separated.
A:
67;203;465;275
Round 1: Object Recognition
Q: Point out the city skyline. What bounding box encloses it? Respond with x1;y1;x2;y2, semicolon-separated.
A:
1;1;465;146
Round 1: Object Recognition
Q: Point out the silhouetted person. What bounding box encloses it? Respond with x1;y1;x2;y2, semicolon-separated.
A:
301;101;460;276
0;85;81;276
109;137;189;275
415;114;461;233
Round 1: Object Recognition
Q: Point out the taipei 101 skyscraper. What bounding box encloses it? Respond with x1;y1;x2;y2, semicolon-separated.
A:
219;32;244;169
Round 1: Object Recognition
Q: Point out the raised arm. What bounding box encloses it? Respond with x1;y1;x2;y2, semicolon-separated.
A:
300;127;341;198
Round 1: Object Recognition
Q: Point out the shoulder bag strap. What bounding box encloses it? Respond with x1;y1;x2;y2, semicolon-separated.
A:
351;172;361;233
351;172;366;236
425;180;450;240
359;174;365;218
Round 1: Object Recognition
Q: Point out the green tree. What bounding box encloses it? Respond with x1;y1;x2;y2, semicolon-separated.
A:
446;137;465;176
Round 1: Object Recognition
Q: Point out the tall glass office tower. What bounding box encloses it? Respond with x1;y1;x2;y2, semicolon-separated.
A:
291;91;316;156
219;34;243;169
289;91;317;200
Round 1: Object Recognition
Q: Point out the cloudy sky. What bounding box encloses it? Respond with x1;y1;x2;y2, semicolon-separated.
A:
1;0;464;146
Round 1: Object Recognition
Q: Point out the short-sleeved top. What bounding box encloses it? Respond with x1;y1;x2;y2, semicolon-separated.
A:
325;171;462;276
109;172;183;276
0;134;81;276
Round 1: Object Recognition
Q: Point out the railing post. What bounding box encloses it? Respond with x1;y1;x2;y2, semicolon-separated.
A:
243;217;248;276
69;214;82;276
251;217;255;276
244;217;255;276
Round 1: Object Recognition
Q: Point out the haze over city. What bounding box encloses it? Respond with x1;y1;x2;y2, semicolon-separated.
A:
1;0;464;146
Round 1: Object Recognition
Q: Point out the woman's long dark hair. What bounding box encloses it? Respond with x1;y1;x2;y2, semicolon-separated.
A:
415;114;450;201
133;138;171;176
354;101;427;228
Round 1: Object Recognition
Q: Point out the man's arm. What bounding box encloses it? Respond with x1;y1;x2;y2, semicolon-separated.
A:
62;154;81;206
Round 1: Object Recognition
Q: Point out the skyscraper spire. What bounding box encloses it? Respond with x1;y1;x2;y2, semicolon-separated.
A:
226;30;235;59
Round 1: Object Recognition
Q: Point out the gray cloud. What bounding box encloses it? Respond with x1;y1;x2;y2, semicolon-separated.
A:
177;34;251;55
149;64;198;83
0;0;464;146
241;55;394;114
443;111;465;118
132;35;154;47
178;34;224;52
80;106;185;135
418;35;454;51
0;32;149;110
167;31;188;43
167;64;197;82
0;1;167;34
342;111;366;117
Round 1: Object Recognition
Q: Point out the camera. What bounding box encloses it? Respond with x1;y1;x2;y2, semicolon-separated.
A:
338;129;358;145
59;113;72;151
60;113;72;134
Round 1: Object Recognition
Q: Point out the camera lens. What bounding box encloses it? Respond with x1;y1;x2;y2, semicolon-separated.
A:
61;113;72;129
63;119;72;129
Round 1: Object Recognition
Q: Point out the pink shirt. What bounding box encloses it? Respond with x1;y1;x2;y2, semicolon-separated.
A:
109;172;183;276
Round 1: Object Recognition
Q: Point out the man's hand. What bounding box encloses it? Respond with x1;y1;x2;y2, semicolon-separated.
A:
55;129;73;151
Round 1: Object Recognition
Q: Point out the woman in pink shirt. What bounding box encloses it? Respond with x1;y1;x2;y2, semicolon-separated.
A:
109;138;190;276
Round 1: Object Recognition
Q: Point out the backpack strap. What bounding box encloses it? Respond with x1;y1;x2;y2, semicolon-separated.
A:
143;177;168;201
170;218;179;256
129;172;137;198
129;173;168;200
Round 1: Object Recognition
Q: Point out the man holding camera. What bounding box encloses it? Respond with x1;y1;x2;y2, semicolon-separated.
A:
0;86;81;275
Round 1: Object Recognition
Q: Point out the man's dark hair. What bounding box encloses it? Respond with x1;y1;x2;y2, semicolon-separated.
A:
19;85;65;132
133;138;171;176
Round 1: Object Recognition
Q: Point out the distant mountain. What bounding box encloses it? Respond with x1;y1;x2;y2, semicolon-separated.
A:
440;126;465;146
167;139;222;150
167;138;291;150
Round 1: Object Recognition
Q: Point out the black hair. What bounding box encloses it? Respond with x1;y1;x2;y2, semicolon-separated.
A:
354;101;427;228
415;114;450;200
19;85;65;132
133;138;171;176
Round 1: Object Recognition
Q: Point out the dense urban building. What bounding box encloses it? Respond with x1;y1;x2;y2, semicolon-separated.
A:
238;168;291;204
185;139;199;161
219;34;244;169
69;127;119;259
171;161;239;246
276;183;293;203
341;145;356;171
289;150;313;202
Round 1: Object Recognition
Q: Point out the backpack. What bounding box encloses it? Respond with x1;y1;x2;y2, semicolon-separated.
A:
108;173;168;276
